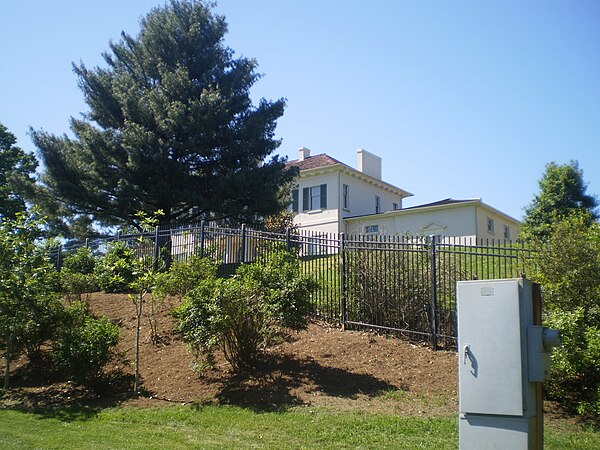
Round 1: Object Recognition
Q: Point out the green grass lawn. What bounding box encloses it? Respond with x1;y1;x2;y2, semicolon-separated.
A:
0;404;597;449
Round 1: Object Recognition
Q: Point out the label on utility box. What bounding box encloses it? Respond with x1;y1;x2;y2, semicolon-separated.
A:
480;287;495;296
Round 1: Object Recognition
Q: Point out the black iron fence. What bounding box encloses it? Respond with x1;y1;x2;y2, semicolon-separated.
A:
50;223;536;348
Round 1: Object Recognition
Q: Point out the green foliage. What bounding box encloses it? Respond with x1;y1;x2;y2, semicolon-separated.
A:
94;241;136;293
0;123;37;219
62;247;96;274
52;302;120;385
155;255;217;300
60;247;99;302
30;0;295;233
0;212;62;385
174;248;316;371
544;308;600;416
522;161;598;241
530;212;600;416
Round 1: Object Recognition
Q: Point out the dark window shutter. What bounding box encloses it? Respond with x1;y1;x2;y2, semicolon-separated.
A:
292;189;299;212
303;187;309;211
320;184;327;209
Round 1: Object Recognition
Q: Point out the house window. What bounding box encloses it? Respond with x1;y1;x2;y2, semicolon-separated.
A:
343;184;350;210
392;202;398;211
487;217;495;234
289;188;299;213
302;184;327;211
365;224;379;234
375;196;381;214
504;225;510;240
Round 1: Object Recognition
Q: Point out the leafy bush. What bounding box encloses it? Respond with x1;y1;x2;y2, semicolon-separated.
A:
174;247;316;371
94;241;136;293
16;293;65;362
62;247;96;274
544;308;600;416
52;302;120;385
60;247;99;302
155;256;217;300
530;212;600;416
0;213;64;385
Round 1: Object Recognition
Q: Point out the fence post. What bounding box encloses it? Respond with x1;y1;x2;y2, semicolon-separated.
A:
153;226;160;271
429;235;439;350
240;224;246;263
285;227;291;252
199;220;205;258
340;232;347;331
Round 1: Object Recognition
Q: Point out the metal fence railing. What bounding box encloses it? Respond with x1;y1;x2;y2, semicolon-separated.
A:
49;224;536;349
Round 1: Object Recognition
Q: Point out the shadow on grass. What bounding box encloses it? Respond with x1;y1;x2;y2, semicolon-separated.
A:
194;352;405;413
0;370;136;422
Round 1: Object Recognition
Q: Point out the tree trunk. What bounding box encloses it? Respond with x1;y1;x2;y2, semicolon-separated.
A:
134;293;143;396
4;330;11;390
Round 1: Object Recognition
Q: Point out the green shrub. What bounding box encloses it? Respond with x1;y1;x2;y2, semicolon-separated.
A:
52;302;120;385
60;248;100;302
94;241;136;293
174;248;316;371
530;212;600;416
16;293;65;362
62;247;96;274
544;308;600;416
155;256;217;300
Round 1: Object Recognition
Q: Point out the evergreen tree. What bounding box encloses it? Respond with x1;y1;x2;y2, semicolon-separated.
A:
0;123;37;219
31;0;295;233
521;161;598;240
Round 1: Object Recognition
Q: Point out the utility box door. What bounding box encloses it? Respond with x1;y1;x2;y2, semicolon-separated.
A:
457;279;525;416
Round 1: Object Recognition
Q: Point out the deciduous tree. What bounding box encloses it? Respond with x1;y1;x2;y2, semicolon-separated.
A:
521;161;597;240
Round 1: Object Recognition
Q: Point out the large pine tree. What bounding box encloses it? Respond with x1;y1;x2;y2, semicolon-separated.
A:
32;0;295;233
0;123;37;219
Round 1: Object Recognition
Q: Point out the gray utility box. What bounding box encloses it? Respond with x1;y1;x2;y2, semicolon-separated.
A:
457;278;560;450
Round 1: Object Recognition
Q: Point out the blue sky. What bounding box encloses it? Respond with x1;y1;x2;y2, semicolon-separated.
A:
2;0;599;220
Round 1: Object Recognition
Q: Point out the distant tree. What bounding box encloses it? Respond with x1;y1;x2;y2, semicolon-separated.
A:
521;161;598;241
31;0;295;234
0;123;37;219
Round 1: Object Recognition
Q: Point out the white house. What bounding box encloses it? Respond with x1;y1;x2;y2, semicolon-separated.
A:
286;148;521;241
344;198;522;243
286;147;413;234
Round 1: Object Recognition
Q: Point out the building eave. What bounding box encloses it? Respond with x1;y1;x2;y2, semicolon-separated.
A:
344;198;521;225
297;164;413;199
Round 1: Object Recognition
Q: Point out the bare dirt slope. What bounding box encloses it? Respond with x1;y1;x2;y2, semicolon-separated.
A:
92;293;458;415
3;292;458;415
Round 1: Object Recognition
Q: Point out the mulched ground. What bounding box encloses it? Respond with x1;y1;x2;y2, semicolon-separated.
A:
1;292;459;415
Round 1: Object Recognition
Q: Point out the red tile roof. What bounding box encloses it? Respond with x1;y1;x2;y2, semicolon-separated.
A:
286;153;344;171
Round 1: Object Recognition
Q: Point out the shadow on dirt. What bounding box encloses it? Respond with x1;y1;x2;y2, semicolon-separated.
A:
196;352;406;412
